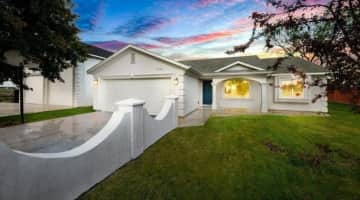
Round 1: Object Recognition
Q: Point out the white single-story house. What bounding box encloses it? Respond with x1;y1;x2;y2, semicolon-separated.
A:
18;45;113;107
87;45;328;117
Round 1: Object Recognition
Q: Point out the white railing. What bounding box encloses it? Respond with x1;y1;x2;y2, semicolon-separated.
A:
0;96;178;200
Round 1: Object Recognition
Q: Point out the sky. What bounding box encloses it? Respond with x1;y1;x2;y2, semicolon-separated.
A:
72;0;324;60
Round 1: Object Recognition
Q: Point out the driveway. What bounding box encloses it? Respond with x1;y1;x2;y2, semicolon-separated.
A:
0;112;111;153
0;103;70;117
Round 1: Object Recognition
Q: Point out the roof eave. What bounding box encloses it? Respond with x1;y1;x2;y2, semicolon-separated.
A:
201;71;273;78
87;54;107;60
270;72;328;76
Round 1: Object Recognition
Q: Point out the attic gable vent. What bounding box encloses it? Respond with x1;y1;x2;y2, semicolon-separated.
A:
131;53;136;64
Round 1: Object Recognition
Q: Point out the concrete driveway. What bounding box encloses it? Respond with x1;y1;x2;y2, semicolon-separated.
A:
0;112;111;153
0;103;70;117
0;106;265;153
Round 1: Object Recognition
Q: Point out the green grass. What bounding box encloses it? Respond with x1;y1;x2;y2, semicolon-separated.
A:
81;103;360;200
0;106;94;127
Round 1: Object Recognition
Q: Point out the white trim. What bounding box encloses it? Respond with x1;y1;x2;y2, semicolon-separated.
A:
215;61;265;72
100;74;172;80
201;71;272;78
87;54;107;60
87;45;190;74
274;76;311;103
271;72;327;76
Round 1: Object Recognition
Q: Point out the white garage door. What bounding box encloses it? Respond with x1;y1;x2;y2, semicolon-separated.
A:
99;78;171;114
24;76;44;104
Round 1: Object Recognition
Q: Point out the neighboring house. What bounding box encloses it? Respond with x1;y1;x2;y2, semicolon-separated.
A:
87;45;328;117
0;81;16;88
21;45;113;107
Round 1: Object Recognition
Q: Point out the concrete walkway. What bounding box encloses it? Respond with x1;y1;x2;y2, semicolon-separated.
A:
0;103;70;117
178;107;261;127
0;112;111;153
178;107;213;127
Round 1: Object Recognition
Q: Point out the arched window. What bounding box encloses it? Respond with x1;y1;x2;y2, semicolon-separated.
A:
224;79;250;98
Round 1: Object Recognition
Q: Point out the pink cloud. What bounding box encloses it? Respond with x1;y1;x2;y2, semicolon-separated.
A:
269;6;327;23
233;17;253;30
154;30;241;46
136;43;164;49
196;0;245;7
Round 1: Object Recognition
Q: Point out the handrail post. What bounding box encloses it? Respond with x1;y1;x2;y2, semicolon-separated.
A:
165;95;178;127
116;98;145;159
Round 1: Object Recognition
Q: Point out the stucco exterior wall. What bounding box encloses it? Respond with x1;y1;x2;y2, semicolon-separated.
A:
91;49;185;78
74;58;102;107
24;75;44;104
47;68;74;106
267;76;328;113
183;74;201;115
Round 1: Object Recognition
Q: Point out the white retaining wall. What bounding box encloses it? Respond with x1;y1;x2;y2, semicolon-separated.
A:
0;96;178;200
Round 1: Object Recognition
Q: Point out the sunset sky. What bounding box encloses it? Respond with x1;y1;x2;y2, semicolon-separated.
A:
72;0;324;59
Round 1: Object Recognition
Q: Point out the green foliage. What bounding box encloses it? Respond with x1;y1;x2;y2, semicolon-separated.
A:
229;0;360;103
0;0;87;85
80;103;360;200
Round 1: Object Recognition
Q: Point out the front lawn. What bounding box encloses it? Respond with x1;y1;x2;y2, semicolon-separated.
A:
0;106;94;127
81;103;360;200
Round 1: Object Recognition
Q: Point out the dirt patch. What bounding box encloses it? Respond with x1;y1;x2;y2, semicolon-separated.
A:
264;141;286;153
316;144;333;154
294;144;333;168
264;142;359;168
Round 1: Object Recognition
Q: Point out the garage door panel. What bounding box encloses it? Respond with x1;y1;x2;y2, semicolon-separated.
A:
101;79;171;114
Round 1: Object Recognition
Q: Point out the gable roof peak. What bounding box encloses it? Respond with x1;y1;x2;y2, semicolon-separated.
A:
87;44;192;74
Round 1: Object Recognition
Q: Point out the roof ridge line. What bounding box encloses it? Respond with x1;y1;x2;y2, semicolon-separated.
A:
178;55;259;62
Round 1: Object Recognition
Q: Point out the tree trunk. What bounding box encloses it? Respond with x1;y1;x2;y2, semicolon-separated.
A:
19;66;25;123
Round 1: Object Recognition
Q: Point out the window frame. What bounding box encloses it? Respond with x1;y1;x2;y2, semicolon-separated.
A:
222;79;252;99
274;75;310;103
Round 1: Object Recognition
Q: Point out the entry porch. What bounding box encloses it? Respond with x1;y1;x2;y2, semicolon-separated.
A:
200;77;269;113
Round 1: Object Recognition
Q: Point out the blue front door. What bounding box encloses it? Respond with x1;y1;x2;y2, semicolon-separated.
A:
202;80;213;105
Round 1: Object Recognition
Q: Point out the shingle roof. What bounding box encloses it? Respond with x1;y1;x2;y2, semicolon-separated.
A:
179;56;267;73
85;44;113;58
179;56;326;74
261;57;327;73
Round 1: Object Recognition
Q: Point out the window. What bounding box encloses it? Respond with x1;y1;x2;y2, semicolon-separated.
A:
279;79;305;98
224;79;250;98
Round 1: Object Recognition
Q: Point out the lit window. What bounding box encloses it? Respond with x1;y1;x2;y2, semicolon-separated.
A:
279;79;304;98
224;79;250;98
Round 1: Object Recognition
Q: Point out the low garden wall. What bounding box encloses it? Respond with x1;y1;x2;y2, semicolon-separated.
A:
0;96;178;200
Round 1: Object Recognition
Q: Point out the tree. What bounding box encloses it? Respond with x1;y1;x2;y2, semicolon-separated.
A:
228;0;360;109
0;0;87;122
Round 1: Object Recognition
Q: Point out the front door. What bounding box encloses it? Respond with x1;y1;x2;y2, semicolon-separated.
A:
202;80;213;105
